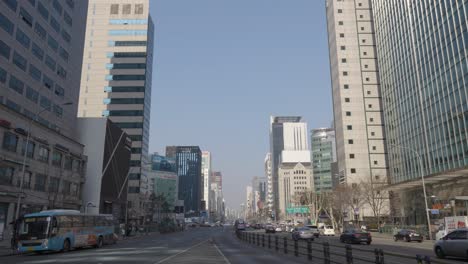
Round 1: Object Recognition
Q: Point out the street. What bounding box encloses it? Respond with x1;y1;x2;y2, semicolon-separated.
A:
2;227;467;264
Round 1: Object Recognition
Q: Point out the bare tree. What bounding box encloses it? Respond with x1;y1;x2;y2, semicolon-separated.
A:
360;179;389;228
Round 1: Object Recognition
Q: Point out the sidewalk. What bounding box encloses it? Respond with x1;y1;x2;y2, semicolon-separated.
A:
0;239;15;257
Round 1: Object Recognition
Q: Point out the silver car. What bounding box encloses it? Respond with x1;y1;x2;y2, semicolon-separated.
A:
292;227;315;241
434;228;468;259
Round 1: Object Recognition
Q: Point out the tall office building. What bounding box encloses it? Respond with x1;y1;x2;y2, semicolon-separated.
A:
269;116;309;217
251;176;267;214
311;128;336;192
78;0;154;221
264;153;273;213
0;0;88;240
201;151;211;213
371;0;468;223
326;0;388;187
210;171;223;220
166;146;202;216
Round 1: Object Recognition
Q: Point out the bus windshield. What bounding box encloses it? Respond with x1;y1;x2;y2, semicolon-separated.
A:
18;217;51;240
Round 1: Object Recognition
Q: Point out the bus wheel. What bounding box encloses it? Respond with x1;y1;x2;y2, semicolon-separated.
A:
63;239;71;252
96;236;103;248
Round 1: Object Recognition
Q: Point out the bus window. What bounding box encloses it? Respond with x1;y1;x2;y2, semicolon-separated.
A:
72;216;84;227
57;216;73;228
84;216;95;227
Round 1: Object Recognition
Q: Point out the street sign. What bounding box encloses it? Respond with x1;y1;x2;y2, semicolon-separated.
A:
286;207;309;214
430;209;440;215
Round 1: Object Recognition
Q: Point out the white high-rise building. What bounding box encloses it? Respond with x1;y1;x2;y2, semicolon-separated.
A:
264;153;273;213
270;116;309;217
201;151;211;213
325;0;388;186
78;0;154;221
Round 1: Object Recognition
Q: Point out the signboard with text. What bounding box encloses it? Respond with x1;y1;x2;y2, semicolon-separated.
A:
286;207;309;214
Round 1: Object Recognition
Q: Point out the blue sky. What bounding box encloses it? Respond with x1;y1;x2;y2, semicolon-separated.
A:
149;0;332;210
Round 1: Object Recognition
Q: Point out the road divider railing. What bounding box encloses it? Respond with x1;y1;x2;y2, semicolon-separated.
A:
235;230;447;264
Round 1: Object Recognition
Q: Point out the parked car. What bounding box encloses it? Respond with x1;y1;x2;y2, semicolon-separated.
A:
434;228;468;259
265;224;276;233
394;229;423;243
306;225;320;238
340;229;372;245
320;225;336;236
292;227;315;241
275;226;283;232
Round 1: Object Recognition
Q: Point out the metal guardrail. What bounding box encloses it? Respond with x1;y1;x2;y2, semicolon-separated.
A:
235;230;446;264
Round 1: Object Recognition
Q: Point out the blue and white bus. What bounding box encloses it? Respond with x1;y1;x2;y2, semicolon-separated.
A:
16;209;116;253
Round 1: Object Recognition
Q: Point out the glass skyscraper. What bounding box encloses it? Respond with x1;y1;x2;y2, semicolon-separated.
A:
311;128;336;193
372;0;468;183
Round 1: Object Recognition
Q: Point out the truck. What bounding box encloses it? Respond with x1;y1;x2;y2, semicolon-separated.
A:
435;216;468;240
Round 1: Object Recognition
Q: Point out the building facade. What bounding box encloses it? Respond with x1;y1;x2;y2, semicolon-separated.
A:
269;116;309;218
78;0;154;221
264;153;273;215
166;146;202;216
326;0;389;187
201;151;211;214
311;128;336;192
278;161;313;222
0;0;88;240
77;118;131;221
371;0;468;224
210;171;223;221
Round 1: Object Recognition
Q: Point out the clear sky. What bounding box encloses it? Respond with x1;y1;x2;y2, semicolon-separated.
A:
149;0;332;210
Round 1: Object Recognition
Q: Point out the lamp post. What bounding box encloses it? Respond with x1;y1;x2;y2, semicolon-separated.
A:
15;102;73;220
388;143;432;240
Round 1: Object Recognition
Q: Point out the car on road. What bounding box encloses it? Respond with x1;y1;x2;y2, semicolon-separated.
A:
275;226;282;232
292;227;315;241
306;225;320;238
393;229;423;243
320;225;335;236
265;224;276;233
434;228;468;259
340;229;372;245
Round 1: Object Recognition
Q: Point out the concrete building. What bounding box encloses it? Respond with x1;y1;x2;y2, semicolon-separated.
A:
245;185;253;219
278;151;313;222
77;118;131;220
148;154;177;208
0;0;88;240
210;171;223;221
269;116;309;218
264;153;273;215
251;176;267;215
166;146;202;217
78;0;154;222
371;0;468;224
201;151;211;215
311;128;336;192
326;0;389;219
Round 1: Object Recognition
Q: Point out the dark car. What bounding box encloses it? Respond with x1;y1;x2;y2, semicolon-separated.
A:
394;229;423;243
340;229;372;245
265;224;276;233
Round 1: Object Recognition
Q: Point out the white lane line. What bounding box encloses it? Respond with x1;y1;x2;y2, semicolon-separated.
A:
153;239;209;264
213;242;231;264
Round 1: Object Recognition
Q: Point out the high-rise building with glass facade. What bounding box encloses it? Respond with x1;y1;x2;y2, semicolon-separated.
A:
371;0;468;223
78;0;154;222
166;146;202;216
0;0;88;240
201;151;211;213
311;128;336;193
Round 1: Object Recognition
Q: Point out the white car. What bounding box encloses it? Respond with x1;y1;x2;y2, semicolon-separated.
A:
321;225;335;236
275;227;282;232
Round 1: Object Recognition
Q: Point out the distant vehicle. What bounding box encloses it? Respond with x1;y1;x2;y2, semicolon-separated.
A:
292;227;314;241
275;226;282;232
434;228;468;259
235;219;246;231
16;210;116;253
306;225;320;238
265;225;276;233
320;225;335;236
393;229;423;243
340;229;372;245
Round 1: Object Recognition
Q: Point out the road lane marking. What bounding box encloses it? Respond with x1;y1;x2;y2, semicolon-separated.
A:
153;239;209;264
213;242;231;264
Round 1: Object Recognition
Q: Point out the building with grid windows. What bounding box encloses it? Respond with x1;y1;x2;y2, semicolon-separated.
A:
372;0;468;224
201;151;211;216
311;128;336;193
0;0;88;241
78;0;154;223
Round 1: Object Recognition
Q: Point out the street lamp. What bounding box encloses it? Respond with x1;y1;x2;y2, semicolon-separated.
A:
15;102;73;220
388;143;432;240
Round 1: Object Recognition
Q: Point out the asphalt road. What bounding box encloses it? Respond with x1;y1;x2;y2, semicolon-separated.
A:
2;227;467;264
